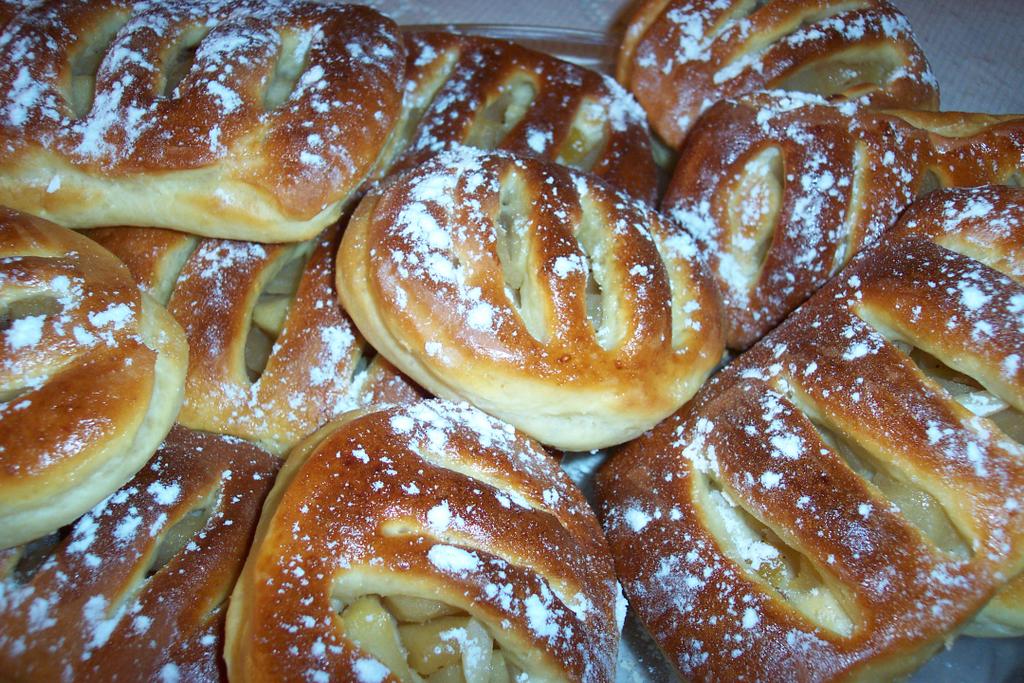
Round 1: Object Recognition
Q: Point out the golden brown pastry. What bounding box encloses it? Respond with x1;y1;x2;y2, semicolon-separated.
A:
884;187;1024;638
90;223;423;456
0;0;405;242
619;0;938;147
380;31;659;203
0;1;21;27
597;186;1024;680
663;91;1024;348
337;147;725;451
226;399;624;682
0;209;188;549
0;425;278;682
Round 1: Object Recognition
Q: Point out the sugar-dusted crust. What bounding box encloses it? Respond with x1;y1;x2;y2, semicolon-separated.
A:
0;209;188;548
598;186;1024;680
337;147;725;451
663;91;1024;349
0;425;279;681
226;400;623;683
618;0;938;147
90;223;423;456
381;31;659;203
0;0;405;241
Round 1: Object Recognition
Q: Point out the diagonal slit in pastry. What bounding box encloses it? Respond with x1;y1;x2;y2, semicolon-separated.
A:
375;47;460;174
5;527;71;584
693;465;857;637
899;344;1024;446
0;292;63;403
775;44;906;101
463;72;537;150
696;0;777;56
715;2;863;85
349;343;376;384
145;486;220;579
160;25;210;98
857;301;1023;448
575;195;628;351
554;98;609;173
64;10;131;118
333;519;576;683
719;146;783;293
404;440;548;516
831;142;868;273
931;232;1024;289
244;245;312;383
262;27;315;111
0;294;62;331
810;414;973;560
916;168;945;198
785;371;977;561
333;592;522;683
494;170;549;343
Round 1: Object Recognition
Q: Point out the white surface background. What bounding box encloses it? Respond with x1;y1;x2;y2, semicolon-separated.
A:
357;0;1024;112
351;1;1024;680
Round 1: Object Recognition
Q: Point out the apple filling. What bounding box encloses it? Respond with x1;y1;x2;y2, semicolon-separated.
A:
337;594;524;683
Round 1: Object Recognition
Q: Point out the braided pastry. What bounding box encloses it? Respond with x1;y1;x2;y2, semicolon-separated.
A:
597;186;1024;680
0;425;278;681
619;0;938;147
226;399;624;683
337;147;725;451
0;209;188;549
0;0;405;241
90;223;423;456
380;32;659;203
664;91;1024;348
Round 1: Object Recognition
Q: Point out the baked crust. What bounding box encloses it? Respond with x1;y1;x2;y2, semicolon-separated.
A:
619;0;938;147
598;186;1024;680
663;91;1024;348
337;148;725;451
381;31;659;203
0;425;278;681
90;223;423;456
0;0;405;241
0;209;188;548
226;400;623;682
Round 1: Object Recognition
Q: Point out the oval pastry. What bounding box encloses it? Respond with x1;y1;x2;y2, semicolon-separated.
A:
380;31;659;203
89;223;423;456
664;91;1024;348
226;399;624;683
0;425;279;681
337;147;725;451
619;0;938;147
0;0;405;241
598;186;1024;680
0;209;188;549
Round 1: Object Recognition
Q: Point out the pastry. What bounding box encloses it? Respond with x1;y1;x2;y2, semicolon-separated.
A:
337;147;725;451
90;223;423;456
664;91;1024;348
618;0;938;147
0;1;21;27
885;186;1024;638
380;31;659;203
226;399;624;682
0;425;279;681
0;0;405;242
0;209;188;549
597;185;1024;679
